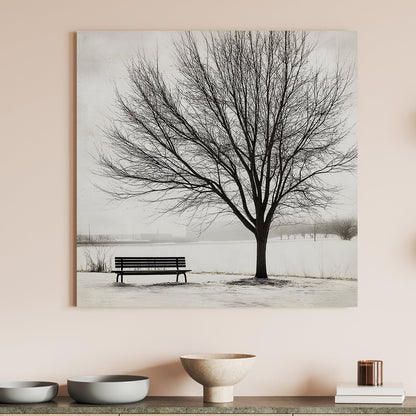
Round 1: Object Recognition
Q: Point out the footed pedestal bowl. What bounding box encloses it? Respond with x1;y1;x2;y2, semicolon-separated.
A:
180;353;256;403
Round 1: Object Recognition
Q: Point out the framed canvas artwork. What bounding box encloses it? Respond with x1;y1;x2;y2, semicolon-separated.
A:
77;30;357;307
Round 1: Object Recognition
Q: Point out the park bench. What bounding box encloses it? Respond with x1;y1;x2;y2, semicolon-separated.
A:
112;256;191;283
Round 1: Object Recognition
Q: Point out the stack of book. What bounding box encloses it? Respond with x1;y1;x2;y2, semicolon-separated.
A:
335;382;405;404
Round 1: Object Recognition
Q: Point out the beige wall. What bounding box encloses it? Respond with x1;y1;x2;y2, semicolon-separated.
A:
1;0;416;397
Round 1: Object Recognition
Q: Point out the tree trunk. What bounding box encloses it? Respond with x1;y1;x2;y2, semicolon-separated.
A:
255;236;268;279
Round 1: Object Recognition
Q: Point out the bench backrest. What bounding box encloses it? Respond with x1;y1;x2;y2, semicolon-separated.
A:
115;257;186;269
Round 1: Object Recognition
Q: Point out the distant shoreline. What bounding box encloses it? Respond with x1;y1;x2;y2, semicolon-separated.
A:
77;240;188;245
76;235;352;246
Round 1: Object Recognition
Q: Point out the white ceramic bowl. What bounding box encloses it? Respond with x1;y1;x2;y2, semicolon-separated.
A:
180;353;256;403
67;375;149;404
0;381;58;404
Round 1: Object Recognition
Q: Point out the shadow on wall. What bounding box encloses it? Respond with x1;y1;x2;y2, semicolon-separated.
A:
58;360;189;397
295;372;336;396
409;236;416;268
69;31;77;308
140;360;191;395
408;104;416;269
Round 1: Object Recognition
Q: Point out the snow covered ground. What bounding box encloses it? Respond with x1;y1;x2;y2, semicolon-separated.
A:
77;272;356;307
76;236;356;307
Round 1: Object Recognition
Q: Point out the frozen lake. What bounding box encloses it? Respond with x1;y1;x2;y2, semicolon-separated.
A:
77;236;356;278
77;272;357;307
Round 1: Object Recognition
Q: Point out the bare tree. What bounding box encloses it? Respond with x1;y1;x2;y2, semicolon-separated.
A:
99;31;356;279
331;218;358;240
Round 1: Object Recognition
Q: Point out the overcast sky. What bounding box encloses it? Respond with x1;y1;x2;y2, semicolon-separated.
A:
77;30;357;237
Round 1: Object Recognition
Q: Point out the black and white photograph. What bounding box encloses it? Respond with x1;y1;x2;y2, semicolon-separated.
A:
77;30;357;307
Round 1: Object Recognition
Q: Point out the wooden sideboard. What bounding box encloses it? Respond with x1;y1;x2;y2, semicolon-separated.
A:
1;396;416;414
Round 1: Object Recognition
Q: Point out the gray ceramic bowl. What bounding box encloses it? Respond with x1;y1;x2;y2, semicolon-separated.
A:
67;375;149;404
0;381;58;404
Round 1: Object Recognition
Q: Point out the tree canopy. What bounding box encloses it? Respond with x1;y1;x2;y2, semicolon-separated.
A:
99;31;356;278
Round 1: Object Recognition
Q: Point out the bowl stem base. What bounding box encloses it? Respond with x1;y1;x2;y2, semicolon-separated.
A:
203;386;234;403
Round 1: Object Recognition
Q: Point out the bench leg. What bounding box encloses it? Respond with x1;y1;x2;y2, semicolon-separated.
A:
116;274;119;283
177;273;187;283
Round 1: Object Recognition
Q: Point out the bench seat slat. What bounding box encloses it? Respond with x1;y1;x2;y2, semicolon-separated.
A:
115;256;185;258
112;269;191;275
115;265;186;268
115;257;185;261
116;262;186;264
115;261;185;264
115;260;186;264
